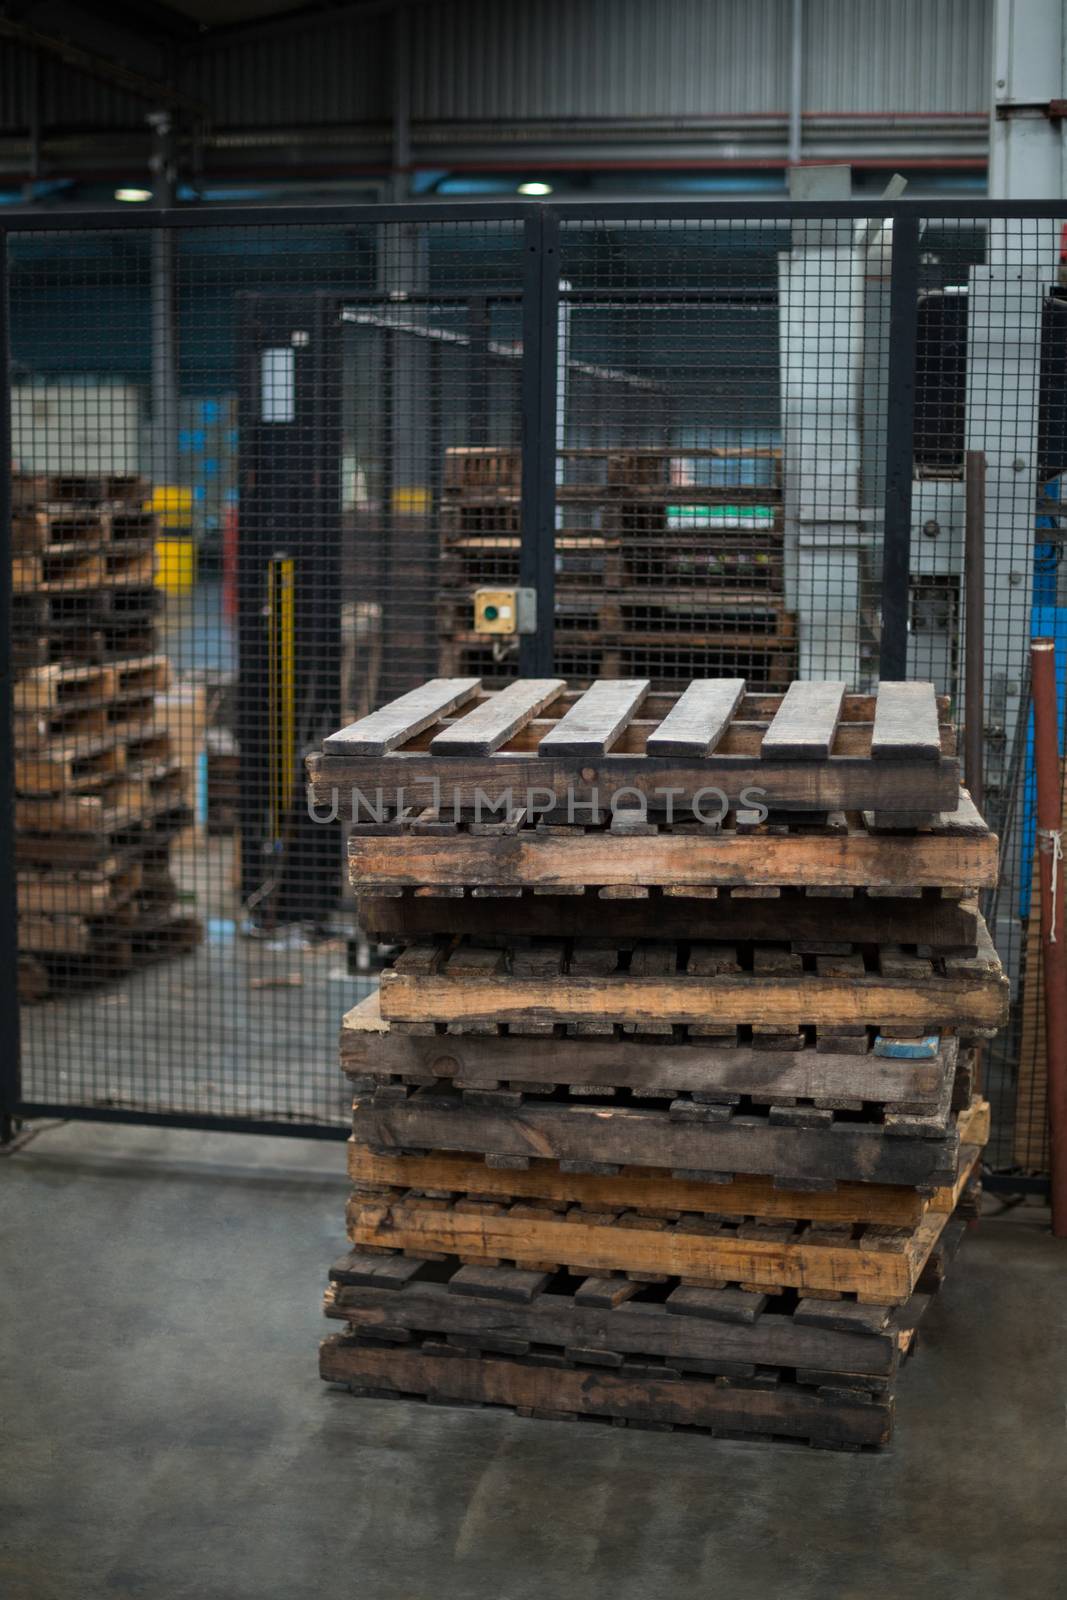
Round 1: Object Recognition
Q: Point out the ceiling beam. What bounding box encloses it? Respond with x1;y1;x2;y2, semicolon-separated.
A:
61;1;203;44
0;15;208;116
192;0;452;52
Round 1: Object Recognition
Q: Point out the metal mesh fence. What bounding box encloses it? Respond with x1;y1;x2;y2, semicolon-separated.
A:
1;200;1064;1179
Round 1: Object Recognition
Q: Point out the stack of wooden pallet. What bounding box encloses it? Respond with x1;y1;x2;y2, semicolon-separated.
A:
438;446;796;690
311;676;1007;1449
12;472;202;1001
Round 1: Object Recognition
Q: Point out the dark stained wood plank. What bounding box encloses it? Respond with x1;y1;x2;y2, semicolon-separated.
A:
644;678;746;758
666;1286;768;1325
536;678;650;757
319;1335;893;1445
429;679;567;756
448;1265;549;1303
326;1274;918;1378
323;677;480;755
351;1093;961;1189
871;681;941;762
760;681;847;760
358;888;981;952
309;748;963;817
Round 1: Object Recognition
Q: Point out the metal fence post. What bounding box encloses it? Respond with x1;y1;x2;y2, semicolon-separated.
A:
519;208;559;677
0;228;22;1143
879;210;920;681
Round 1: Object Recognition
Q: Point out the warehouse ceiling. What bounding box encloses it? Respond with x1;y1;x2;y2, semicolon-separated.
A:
0;0;991;204
107;0;390;29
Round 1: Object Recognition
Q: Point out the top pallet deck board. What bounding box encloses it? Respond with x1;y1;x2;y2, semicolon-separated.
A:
871;682;942;762
428;679;567;756
325;678;480;756
312;677;960;815
760;681;846;760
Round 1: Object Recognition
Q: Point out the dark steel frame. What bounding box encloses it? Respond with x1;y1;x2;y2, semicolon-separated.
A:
0;198;1062;1179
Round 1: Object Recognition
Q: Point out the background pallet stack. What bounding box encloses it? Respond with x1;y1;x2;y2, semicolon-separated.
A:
438;447;795;689
311;676;1008;1450
12;471;203;1002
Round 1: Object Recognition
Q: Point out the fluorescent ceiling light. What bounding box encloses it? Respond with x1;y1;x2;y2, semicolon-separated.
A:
115;187;152;203
517;181;552;196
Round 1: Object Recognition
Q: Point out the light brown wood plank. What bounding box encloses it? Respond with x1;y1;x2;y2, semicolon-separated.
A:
345;1193;956;1302
347;1143;931;1227
349;829;997;891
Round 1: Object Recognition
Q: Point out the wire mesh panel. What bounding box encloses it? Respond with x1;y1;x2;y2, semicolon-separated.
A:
2;200;1065;1180
909;212;1067;1176
5;211;526;1131
554;214;889;692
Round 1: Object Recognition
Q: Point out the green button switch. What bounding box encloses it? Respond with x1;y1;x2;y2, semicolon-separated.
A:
483;604;499;621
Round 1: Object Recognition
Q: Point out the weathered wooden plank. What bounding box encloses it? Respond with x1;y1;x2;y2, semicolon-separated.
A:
325;1271;916;1378
536;679;650;757
377;922;1009;1031
319;1335;893;1445
761;681;846;760
357;889;980;951
345;1186;960;1302
323;678;480;755
871;682;941;762
309;749;962;817
341;992;955;1107
351;1094;960;1188
349;828;997;891
448;1265;549;1303
347;1144;932;1227
429;679;567;756
644;679;746;758
351;1106;985;1231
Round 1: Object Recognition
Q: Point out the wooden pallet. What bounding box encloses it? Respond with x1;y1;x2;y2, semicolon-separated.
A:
346;1144;981;1305
350;1074;962;1192
16;856;142;918
320;1330;893;1448
314;677;961;816
375;922;1008;1033
347;1100;988;1228
342;991;961;1110
12;470;149;507
14;698;159;763
16;799;192;870
11;583;161;637
14;736;128;796
439;531;785;590
350;1090;961;1191
325;1216;963;1398
358;886;981;951
347;798;994;894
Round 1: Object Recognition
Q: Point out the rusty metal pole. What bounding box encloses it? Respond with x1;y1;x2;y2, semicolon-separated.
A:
964;451;986;813
1030;638;1067;1236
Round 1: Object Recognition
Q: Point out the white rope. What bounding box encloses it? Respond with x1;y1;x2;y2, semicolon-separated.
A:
1038;826;1064;943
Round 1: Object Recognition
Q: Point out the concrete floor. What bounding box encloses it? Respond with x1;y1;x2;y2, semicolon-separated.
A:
2;1124;1064;1600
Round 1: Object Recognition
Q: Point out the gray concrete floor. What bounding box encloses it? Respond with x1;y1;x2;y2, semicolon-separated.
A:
2;1123;1065;1600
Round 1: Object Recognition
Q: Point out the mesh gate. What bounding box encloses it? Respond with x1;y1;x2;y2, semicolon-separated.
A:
1;200;1065;1184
